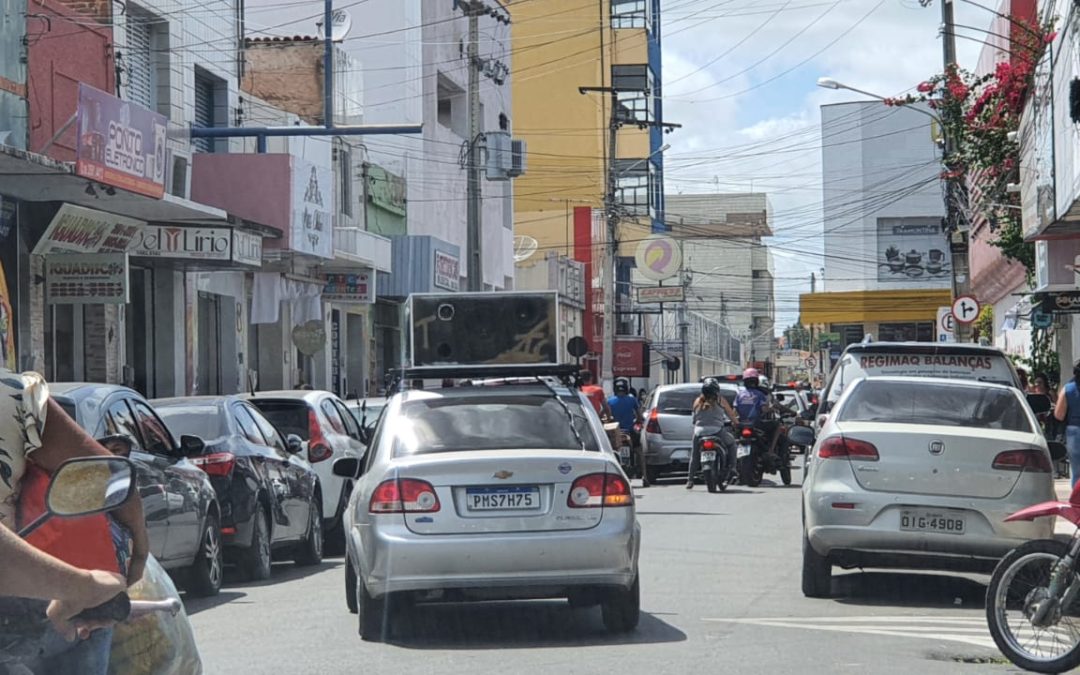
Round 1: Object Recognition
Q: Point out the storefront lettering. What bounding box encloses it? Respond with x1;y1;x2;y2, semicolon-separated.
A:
859;354;993;370
130;226;232;259
106;122;146;176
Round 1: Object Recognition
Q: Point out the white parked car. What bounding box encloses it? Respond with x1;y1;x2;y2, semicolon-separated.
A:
334;380;642;640
800;376;1055;598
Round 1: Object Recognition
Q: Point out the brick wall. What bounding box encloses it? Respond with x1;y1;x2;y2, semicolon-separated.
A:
50;0;111;22
242;39;326;125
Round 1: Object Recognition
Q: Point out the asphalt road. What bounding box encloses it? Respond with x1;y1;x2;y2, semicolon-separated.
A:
186;465;1025;674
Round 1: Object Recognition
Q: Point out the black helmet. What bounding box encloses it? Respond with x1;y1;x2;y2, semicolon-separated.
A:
614;378;630;394
701;378;721;398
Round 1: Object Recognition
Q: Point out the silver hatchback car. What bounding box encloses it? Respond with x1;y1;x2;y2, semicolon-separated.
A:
335;381;642;640
640;382;739;481
801;376;1055;598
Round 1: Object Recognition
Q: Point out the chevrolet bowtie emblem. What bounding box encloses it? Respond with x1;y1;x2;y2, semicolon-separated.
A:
493;470;513;479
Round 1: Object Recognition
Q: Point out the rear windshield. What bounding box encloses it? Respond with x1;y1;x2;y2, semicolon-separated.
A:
826;350;1017;405
248;401;311;440
156;406;227;439
657;388;736;414
391;394;598;456
838;380;1032;433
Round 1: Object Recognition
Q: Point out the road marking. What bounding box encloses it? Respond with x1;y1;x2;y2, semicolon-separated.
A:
702;616;997;650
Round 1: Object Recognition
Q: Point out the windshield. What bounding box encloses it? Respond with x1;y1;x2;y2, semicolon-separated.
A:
390;394;598;456
657;387;736;414
838;380;1033;433
249;401;311;440
156;406;227;439
826;350;1017;405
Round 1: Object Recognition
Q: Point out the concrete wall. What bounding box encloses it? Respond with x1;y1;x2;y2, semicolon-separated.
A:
0;0;27;148
821;101;947;293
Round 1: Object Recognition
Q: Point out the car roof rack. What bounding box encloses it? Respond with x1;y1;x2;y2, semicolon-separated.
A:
387;363;581;395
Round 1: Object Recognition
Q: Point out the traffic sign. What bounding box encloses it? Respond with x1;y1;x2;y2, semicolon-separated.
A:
951;295;980;325
936;306;955;343
806;357;817;369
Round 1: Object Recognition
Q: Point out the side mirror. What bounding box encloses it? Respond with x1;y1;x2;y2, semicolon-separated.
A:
179;434;206;457
775;393;786;401
788;426;816;448
285;433;304;455
799;409;816;421
1049;441;1067;462
1027;393;1053;416
20;457;137;538
332;457;361;479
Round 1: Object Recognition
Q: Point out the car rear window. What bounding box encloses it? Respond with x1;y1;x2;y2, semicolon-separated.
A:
838;380;1032;432
656;390;698;413
826;349;1017;405
248;401;311;440
156;406;226;439
392;395;598;455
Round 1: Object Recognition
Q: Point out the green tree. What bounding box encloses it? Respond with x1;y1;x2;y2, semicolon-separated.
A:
784;323;811;351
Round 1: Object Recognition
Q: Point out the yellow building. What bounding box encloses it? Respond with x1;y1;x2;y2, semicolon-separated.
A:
511;0;664;259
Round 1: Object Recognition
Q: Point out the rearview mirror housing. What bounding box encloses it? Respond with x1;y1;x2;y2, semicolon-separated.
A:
787;426;816;448
800;409;816;421
285;433;304;455
179;434;206;457
332;457;361;479
47;457;136;518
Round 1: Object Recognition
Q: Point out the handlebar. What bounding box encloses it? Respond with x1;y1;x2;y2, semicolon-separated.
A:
73;594;182;622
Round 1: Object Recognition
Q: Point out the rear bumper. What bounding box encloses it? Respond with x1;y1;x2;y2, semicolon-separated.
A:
353;514;640;598
641;434;692;466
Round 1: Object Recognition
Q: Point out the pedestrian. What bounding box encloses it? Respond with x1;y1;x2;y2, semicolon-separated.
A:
1033;372;1055;398
579;370;611;419
1017;367;1030;392
1053;360;1080;486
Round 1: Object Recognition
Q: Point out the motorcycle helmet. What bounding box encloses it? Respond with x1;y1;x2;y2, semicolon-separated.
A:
701;378;721;398
614;378;630;395
742;367;760;380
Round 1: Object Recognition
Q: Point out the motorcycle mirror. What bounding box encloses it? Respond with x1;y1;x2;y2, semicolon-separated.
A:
1049;441;1068;462
799;409;816;421
20;457;137;538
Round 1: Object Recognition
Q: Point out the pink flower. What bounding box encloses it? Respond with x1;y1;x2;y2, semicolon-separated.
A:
1045;31;1058;44
917;81;934;93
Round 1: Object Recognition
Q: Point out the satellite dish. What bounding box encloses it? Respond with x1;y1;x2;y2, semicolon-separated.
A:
513;235;538;262
317;9;353;42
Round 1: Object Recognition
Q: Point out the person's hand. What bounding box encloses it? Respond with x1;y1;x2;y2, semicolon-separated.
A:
46;569;126;641
126;548;148;587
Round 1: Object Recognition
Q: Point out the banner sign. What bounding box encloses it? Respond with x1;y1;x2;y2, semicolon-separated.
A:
613;339;649;378
322;271;375;304
1040;291;1080;314
232;230;263;267
34;204;142;255
75;83;167;199
636;285;684;303
290;156;334;259
434;251;460;291
45;253;129;305
129;225;232;260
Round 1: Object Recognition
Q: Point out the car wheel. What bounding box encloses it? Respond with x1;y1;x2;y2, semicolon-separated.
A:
187;513;224;597
294;498;324;567
324;485;351;557
345;562;358;614
601;576;640;633
801;531;831;598
238;510;272;582
357;576;389;642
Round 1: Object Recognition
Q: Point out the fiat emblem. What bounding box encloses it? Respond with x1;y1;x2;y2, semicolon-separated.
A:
929;440;944;455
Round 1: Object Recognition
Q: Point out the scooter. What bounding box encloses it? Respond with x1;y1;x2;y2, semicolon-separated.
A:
0;457;201;674
695;427;731;493
983;441;1080;674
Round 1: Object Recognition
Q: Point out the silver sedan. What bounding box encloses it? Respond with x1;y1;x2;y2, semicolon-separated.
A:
333;381;642;640
801;376;1055;598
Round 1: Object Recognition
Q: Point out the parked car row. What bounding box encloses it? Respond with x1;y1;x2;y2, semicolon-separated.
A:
50;382;379;596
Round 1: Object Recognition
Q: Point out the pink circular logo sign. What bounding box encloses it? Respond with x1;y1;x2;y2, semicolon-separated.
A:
635;235;682;281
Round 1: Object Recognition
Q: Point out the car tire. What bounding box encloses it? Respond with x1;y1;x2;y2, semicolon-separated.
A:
324;484;351;557
187;513;224;597
601;576;640;633
357;576;389;642
345;562;358;614
294;498;324;567
238;510;272;582
801;531;831;598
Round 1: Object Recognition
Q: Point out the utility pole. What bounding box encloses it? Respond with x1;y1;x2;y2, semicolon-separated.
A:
939;0;973;342
601;88;619;392
466;10;483;292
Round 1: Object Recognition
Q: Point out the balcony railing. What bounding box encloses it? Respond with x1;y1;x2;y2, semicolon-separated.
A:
333;227;392;272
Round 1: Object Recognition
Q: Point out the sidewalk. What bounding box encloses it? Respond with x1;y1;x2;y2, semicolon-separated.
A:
1055;477;1076;537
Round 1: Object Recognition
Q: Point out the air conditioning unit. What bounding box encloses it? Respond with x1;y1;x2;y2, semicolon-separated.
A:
485;130;511;181
166;149;192;199
508;139;526;178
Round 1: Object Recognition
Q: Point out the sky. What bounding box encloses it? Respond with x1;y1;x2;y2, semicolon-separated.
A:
657;0;988;334
240;0;996;335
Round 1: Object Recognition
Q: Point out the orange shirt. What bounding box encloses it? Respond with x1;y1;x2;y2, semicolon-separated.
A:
582;385;606;415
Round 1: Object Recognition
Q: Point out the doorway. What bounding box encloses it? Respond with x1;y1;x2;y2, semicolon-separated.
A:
125;267;153;395
197;291;222;394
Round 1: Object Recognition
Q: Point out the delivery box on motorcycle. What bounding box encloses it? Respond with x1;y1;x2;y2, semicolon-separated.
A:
403;291;562;374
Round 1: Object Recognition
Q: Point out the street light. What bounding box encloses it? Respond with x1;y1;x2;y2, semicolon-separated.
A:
816;77;946;141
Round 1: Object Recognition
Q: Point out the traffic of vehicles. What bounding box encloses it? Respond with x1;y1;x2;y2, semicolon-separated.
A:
5;291;1080;673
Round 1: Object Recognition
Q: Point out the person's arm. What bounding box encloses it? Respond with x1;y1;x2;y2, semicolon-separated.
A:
0;523;125;640
720;397;739;424
33;398;149;586
1055;388;1069;423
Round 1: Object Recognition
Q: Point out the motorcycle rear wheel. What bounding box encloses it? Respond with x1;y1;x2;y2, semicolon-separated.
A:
705;466;717;493
780;464;792;486
986;539;1080;673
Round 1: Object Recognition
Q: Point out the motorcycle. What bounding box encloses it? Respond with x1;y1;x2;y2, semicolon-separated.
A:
695;427;731;493
0;456;202;675
605;422;636;476
984;441;1080;674
735;413;793;487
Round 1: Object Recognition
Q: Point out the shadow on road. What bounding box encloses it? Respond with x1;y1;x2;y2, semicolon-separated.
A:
830;571;988;609
636;511;729;516
183;591;248;616
387;601;686;649
226;558;344;589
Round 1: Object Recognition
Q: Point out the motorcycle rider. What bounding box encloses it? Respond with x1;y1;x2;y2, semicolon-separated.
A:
734;368;794;460
608;379;647;487
687;378;739;490
579;370;612;420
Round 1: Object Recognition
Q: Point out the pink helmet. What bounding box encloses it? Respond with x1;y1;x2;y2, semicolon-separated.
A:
742;368;760;380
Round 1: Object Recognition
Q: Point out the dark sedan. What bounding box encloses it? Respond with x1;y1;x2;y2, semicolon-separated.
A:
153;396;323;580
51;383;223;597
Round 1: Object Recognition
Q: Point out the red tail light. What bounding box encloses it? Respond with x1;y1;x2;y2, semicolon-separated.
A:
190;452;237;477
369;478;441;513
645;408;661;434
307;409;333;463
818;436;879;461
567;473;633;508
702;439;716;450
741;428;753;438
992;450;1051;473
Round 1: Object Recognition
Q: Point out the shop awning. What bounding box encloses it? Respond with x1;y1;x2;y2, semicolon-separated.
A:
0;145;227;224
799;289;953;325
